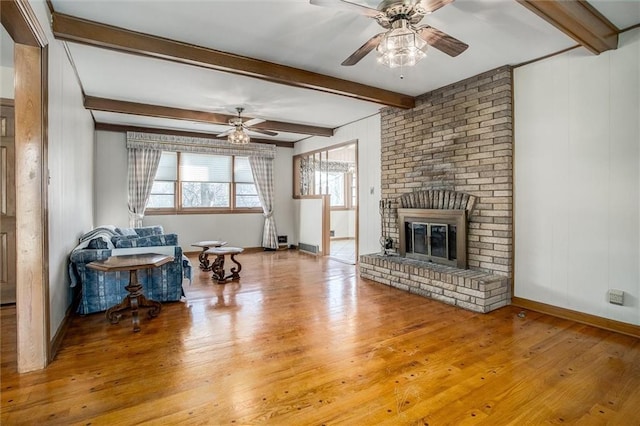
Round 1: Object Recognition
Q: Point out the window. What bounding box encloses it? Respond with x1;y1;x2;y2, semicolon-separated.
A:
293;143;357;210
319;171;345;207
146;152;261;214
181;153;231;208
147;152;177;208
234;157;261;208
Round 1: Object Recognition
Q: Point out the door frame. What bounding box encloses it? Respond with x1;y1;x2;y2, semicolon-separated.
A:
2;0;50;372
293;140;359;262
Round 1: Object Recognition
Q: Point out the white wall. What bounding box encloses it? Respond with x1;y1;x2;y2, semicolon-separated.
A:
0;66;13;98
29;1;96;337
271;145;295;247
299;198;324;252
1;25;14;98
94;131;129;226
330;210;356;238
94;130;296;249
294;114;382;256
514;29;640;325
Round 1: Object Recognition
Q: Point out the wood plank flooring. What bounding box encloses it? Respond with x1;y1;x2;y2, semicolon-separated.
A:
1;250;640;425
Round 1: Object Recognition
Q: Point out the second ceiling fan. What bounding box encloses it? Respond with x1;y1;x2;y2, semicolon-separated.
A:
310;0;468;67
217;107;278;144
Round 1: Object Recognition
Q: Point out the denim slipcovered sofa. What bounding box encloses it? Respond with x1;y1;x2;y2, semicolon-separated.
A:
69;225;192;315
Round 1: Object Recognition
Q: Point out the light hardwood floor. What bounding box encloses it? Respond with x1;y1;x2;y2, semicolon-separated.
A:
2;251;640;425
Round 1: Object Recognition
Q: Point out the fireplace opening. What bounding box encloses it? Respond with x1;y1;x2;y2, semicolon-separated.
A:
405;221;457;262
398;209;467;269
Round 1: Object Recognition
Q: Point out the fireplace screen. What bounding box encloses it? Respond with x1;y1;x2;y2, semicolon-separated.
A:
398;209;467;268
405;222;457;263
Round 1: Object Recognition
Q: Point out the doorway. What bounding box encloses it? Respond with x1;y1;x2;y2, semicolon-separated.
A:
326;143;357;264
1;99;16;304
294;141;358;264
1;25;16;304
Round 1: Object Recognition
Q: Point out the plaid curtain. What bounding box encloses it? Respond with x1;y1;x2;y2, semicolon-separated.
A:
127;148;162;227
249;156;278;249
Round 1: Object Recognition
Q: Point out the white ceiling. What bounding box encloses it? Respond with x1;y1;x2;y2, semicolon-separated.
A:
39;0;640;142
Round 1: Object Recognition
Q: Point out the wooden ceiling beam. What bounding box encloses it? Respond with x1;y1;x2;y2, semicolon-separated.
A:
84;96;334;137
517;0;618;54
94;123;296;148
1;0;47;47
52;12;415;109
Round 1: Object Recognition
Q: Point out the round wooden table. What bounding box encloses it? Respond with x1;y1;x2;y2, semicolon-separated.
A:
191;240;227;271
205;247;244;284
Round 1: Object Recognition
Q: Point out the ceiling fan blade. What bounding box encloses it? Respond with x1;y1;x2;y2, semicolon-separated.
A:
417;0;455;14
247;127;278;137
243;118;265;127
341;32;385;66
216;129;233;138
416;26;469;57
309;0;381;18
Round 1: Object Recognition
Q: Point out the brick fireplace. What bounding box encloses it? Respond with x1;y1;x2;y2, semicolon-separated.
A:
359;66;513;313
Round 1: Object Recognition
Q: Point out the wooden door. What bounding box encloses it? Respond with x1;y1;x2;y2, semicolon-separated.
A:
1;100;16;304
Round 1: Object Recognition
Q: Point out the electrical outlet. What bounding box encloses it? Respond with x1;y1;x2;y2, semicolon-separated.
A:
609;289;624;306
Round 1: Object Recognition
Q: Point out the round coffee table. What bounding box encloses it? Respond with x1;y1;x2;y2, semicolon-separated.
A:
191;240;227;271
205;247;244;284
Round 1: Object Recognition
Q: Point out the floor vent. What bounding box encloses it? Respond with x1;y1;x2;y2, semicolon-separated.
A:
298;243;319;255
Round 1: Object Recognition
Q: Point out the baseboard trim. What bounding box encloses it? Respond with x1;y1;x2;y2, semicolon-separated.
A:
241;247;266;254
50;289;81;362
511;297;640;338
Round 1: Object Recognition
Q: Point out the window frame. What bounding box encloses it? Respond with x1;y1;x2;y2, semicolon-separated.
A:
293;142;357;211
146;152;262;215
147;180;177;210
322;170;347;209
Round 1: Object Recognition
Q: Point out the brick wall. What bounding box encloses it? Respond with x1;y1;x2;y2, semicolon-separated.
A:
380;66;513;277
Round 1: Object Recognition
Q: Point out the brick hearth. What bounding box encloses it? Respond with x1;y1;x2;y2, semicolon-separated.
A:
360;254;510;313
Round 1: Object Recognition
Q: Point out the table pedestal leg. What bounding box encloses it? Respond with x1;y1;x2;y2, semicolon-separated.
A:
210;254;242;283
105;269;162;332
198;247;212;271
211;254;227;284
228;254;242;281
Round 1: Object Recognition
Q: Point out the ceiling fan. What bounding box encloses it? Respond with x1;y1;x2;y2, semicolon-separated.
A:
216;107;278;144
310;0;469;67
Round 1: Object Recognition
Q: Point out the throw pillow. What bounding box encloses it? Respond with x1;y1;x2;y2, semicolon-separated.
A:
115;227;138;236
134;226;164;237
87;238;109;249
111;234;139;246
114;234;178;248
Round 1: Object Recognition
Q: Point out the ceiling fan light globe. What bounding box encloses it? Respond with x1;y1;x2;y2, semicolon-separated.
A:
376;24;427;68
228;128;250;145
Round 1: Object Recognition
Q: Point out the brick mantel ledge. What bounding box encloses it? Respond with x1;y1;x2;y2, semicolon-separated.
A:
359;254;510;313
